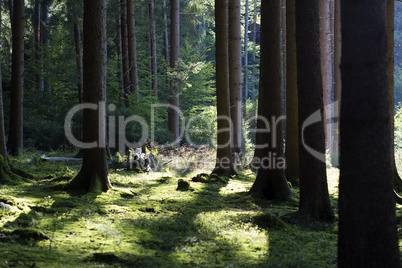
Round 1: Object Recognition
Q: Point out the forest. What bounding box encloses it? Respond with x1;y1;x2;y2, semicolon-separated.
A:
0;0;401;267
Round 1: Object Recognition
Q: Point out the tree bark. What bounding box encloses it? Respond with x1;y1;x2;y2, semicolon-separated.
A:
33;0;41;91
284;0;298;183
8;0;24;156
70;0;111;193
73;17;83;104
163;0;169;66
120;0;130;107
320;0;332;152
338;0;399;265
330;0;341;167
249;0;292;201
296;0;334;221
127;0;139;100
212;0;234;177
168;0;180;147
149;0;157;97
243;0;249;101
40;0;49;93
229;0;244;154
0;0;7;158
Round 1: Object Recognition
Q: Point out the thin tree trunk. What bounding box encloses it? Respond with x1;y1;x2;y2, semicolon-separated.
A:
149;0;157;97
281;0;286;93
33;0;41;90
120;0;130;107
115;8;123;103
212;0;234;177
163;0;169;66
0;0;7;158
168;0;180;147
8;0;24;156
330;0;341;167
244;0;249;101
127;0;139;100
229;0;244;155
285;0;299;183
296;0;334;221
338;1;399;265
74;17;83;104
320;0;332;152
70;0;111;193
40;0;49;93
249;0;292;201
251;1;257;100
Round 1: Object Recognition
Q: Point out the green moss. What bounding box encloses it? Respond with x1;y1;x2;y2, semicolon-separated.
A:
0;150;344;267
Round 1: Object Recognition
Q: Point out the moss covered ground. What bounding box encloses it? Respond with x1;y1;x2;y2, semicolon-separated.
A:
0;149;400;267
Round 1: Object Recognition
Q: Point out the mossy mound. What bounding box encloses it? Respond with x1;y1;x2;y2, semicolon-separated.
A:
1;228;50;243
176;179;192;191
191;173;229;184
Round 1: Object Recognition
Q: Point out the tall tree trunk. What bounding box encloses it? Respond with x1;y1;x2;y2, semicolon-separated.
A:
320;0;332;152
33;0;41;90
149;0;157;97
387;0;402;187
116;9;123;102
212;0;234;177
284;0;299;183
74;17;83;104
127;0;139;100
40;0;49;93
338;0;399;265
281;0;286;93
0;0;7;158
8;0;24;156
330;0;341;167
168;0;180;147
70;0;111;193
163;0;169;66
249;0;292;201
229;0;244;154
243;0;249;101
296;0;334;221
120;0;130;107
251;0;257;100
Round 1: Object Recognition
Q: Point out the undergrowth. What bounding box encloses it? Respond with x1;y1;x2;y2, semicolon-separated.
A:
0;149;398;267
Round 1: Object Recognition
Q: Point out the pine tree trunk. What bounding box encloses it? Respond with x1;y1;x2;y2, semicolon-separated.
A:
127;0;139;100
74;18;83;104
338;0;399;265
70;0;111;193
40;0;49;93
33;0;41;91
285;0;299;183
296;0;334;221
8;0;24;156
212;0;234;177
149;0;157;97
330;0;341;167
0;0;7;158
168;0;180;147
120;0;130;107
243;0;249;101
320;0;332;152
229;0;244;154
249;0;292;201
163;0;169;66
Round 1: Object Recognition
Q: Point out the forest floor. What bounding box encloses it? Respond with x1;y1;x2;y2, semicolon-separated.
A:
0;149;400;267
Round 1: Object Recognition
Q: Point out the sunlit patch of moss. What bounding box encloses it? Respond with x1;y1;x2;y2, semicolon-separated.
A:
0;149;344;267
